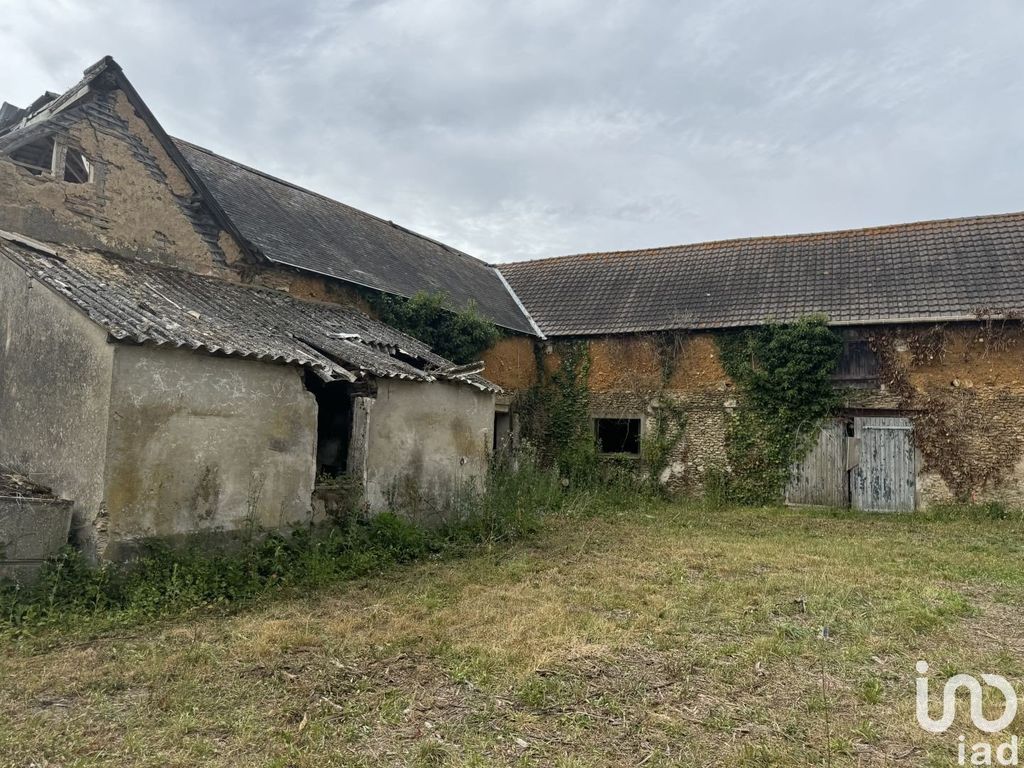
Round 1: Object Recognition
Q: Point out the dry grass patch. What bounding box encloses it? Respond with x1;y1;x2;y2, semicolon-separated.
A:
2;504;1024;766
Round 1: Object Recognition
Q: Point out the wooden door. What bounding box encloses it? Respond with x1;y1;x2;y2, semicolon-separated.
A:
785;419;849;507
849;417;915;512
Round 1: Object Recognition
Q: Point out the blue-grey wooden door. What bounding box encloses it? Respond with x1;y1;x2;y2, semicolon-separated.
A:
850;416;916;512
785;420;849;508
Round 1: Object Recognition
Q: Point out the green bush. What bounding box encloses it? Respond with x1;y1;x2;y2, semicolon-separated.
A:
370;291;500;364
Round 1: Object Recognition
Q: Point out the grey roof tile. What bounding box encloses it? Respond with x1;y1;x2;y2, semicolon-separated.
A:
0;236;498;392
499;211;1024;336
174;139;535;335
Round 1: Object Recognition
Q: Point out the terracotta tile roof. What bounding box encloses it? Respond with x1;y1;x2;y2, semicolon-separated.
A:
0;234;499;392
498;211;1024;336
174;139;536;335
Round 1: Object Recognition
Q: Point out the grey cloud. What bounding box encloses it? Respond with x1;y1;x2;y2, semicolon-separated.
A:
3;0;1023;261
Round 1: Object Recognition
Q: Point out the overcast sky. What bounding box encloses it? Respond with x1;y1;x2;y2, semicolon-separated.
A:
2;1;1022;263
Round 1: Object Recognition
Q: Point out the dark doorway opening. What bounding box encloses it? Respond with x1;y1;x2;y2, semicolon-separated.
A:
494;410;511;451
594;417;641;455
305;373;353;477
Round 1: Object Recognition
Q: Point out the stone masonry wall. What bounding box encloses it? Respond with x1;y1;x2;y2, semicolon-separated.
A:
492;324;1024;507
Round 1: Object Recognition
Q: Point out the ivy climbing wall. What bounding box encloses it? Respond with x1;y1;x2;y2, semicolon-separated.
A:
484;319;1024;508
867;322;1024;506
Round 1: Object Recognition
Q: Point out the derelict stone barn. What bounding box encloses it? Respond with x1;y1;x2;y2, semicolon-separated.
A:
4;56;1024;570
489;216;1024;512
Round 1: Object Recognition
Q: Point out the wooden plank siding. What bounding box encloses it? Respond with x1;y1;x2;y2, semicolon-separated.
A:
786;416;917;512
850;416;916;512
785;419;849;507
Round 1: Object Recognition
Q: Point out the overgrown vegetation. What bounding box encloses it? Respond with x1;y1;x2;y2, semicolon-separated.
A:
4;503;1022;766
639;398;687;487
0;452;561;636
370;291;500;364
517;342;601;485
518;341;686;494
716;317;843;505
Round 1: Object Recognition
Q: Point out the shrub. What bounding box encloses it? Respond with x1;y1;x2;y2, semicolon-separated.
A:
370;291;500;364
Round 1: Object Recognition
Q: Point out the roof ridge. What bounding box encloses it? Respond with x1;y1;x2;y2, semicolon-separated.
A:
172;137;489;268
501;208;1024;268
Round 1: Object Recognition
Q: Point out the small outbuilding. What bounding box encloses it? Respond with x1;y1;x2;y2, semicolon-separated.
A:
0;232;498;559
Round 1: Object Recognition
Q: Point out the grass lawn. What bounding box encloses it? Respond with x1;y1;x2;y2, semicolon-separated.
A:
2;502;1023;767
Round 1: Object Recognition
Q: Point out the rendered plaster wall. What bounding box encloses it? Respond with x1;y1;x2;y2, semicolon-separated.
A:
0;253;114;556
361;379;494;518
102;345;317;557
0;89;244;274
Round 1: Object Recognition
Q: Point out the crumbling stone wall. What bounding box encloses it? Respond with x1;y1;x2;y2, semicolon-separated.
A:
868;323;1024;507
0;89;242;275
491;333;732;491
481;335;537;391
0;85;387;323
585;334;731;490
491;324;1024;507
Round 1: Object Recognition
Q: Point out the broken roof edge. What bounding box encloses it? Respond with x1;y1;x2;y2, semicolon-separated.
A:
0;233;501;392
500;208;1024;269
0;56;260;267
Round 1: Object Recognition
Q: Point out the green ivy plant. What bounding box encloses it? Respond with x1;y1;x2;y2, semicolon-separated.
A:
716;317;843;505
517;342;599;484
640;399;688;489
370;291;500;364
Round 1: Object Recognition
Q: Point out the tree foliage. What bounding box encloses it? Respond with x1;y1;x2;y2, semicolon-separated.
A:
372;291;500;365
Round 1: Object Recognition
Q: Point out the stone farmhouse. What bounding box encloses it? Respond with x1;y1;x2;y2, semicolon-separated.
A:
2;56;1024;565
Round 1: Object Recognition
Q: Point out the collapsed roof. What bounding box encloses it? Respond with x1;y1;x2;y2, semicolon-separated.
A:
498;211;1024;336
0;231;498;392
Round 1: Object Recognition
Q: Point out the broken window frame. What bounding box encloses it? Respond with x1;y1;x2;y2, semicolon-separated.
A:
5;134;95;184
6;135;56;176
62;146;94;184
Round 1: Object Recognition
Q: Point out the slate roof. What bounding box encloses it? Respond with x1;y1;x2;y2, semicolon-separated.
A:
174;139;536;335
0;232;498;391
498;211;1024;336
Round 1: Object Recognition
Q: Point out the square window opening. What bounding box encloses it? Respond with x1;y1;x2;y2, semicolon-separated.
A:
594;417;641;456
63;147;93;184
8;136;55;176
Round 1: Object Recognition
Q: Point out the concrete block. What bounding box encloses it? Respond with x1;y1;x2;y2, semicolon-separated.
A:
0;496;73;581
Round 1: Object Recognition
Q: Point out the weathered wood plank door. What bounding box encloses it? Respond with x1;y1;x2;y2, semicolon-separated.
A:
785;419;849;507
850;416;915;512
